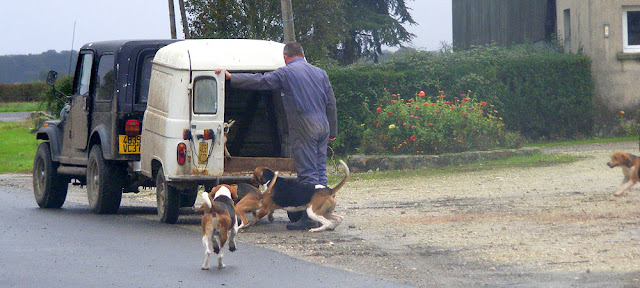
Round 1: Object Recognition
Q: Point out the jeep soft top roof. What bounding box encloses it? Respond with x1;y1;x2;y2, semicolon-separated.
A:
152;39;286;71
79;39;181;56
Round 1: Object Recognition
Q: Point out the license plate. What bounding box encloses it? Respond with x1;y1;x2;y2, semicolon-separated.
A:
119;135;141;154
198;142;208;164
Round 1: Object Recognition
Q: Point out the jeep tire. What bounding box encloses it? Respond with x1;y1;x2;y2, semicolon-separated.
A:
87;145;124;214
33;142;68;208
156;167;180;224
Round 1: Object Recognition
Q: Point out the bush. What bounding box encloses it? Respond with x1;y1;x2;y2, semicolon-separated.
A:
361;91;522;155
40;74;73;116
323;44;593;154
0;82;49;102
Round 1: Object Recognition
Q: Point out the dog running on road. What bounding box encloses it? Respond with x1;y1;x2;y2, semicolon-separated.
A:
607;152;640;196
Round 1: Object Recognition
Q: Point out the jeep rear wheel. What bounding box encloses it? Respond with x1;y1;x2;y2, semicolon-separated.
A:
87;145;124;214
156;167;180;223
33;142;68;208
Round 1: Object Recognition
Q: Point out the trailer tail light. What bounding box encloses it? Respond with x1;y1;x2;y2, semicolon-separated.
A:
125;119;140;137
177;143;187;165
183;129;192;140
203;129;215;141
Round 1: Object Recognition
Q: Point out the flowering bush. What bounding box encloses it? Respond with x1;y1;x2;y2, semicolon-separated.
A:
361;91;522;154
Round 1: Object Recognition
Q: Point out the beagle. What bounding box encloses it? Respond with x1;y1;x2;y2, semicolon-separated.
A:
198;184;239;270
223;119;236;159
228;183;272;229
251;160;350;232
607;152;640;196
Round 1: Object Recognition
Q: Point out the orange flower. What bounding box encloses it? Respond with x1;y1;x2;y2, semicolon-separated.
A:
410;135;416;142
388;111;393;116
391;100;397;103
418;91;426;97
408;99;414;103
376;107;382;114
428;123;434;126
392;94;398;97
462;112;468;116
619;110;625;115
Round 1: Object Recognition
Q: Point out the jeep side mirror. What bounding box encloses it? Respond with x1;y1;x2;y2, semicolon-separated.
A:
46;70;58;86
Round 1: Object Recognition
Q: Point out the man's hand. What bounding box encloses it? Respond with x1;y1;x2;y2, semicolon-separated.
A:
214;69;231;80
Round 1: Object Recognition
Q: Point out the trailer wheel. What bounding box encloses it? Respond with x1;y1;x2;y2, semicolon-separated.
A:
156;167;180;223
87;145;124;214
32;142;68;208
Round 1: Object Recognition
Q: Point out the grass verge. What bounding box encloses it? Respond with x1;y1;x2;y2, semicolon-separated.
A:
329;153;582;183
0;121;39;174
0;101;42;113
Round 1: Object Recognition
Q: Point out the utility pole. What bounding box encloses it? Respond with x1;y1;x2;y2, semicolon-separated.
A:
178;0;190;39
168;0;177;39
281;0;295;43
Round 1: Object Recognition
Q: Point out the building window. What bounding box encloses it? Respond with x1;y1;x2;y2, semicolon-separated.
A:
623;7;640;53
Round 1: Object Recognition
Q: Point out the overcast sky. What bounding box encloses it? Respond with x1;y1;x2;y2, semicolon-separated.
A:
2;0;452;56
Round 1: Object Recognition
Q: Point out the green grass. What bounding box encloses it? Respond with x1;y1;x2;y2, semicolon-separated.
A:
0;121;39;173
525;136;637;148
0;101;43;112
328;153;582;183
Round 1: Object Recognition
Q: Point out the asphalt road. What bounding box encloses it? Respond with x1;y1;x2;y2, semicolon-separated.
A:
0;184;414;288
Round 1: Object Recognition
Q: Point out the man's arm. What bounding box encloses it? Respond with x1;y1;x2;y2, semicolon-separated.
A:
325;77;338;141
215;68;282;90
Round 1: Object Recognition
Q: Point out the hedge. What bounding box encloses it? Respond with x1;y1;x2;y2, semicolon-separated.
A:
0;82;49;102
325;46;594;154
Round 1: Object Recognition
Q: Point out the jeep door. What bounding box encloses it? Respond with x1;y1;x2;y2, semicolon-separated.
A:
189;71;225;175
69;52;93;150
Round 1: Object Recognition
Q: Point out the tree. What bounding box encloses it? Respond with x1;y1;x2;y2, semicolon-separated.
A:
183;0;414;64
335;0;416;64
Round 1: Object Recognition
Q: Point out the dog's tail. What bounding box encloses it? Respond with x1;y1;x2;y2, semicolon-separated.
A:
202;191;212;209
331;160;350;197
263;171;278;194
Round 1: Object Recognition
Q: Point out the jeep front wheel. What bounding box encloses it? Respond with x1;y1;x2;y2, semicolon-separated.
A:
87;145;124;214
33;142;68;208
156;167;180;224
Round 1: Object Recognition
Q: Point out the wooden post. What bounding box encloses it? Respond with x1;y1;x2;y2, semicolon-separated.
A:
178;0;190;39
281;0;295;43
168;0;177;39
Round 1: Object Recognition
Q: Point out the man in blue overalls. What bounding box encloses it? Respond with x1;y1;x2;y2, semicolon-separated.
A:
216;42;338;230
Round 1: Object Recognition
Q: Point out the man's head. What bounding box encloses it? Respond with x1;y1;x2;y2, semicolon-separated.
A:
283;42;304;64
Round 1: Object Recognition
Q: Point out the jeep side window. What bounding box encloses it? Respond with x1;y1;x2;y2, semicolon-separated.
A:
74;53;93;96
136;54;154;104
95;54;115;102
193;77;217;114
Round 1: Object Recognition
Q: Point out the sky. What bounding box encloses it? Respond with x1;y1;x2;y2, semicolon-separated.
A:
1;0;452;56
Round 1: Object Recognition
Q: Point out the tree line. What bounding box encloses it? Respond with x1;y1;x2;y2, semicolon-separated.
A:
0;50;77;84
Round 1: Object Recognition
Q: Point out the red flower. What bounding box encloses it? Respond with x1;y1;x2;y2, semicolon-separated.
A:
408;99;414;103
479;101;487;107
435;110;441;114
391;100;397;103
388;111;393;116
461;94;466;97
376;107;382;114
428;123;434;126
418;91;426;97
462;98;470;102
462;112;468;116
398;120;403;125
410;135;416;142
392;94;398;97
451;105;456;109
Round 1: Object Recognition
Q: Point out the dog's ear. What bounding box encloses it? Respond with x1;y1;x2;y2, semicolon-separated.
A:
622;153;633;166
228;185;239;200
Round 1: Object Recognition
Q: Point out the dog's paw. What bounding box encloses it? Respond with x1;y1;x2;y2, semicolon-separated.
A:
229;246;237;252
213;247;220;254
218;263;226;269
201;266;209;270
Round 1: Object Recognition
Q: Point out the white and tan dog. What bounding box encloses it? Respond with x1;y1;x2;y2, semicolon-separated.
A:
607;152;640;196
223;119;236;159
198;184;239;270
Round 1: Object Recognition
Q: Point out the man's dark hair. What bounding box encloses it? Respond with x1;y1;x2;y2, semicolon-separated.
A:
283;42;305;57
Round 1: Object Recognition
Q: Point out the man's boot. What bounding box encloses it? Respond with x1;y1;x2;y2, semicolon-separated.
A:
286;212;320;230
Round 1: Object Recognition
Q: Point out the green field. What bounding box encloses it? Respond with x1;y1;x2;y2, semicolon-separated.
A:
0;101;42;112
0;121;39;173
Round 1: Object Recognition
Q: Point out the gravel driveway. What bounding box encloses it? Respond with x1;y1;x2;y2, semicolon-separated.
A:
3;140;640;287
